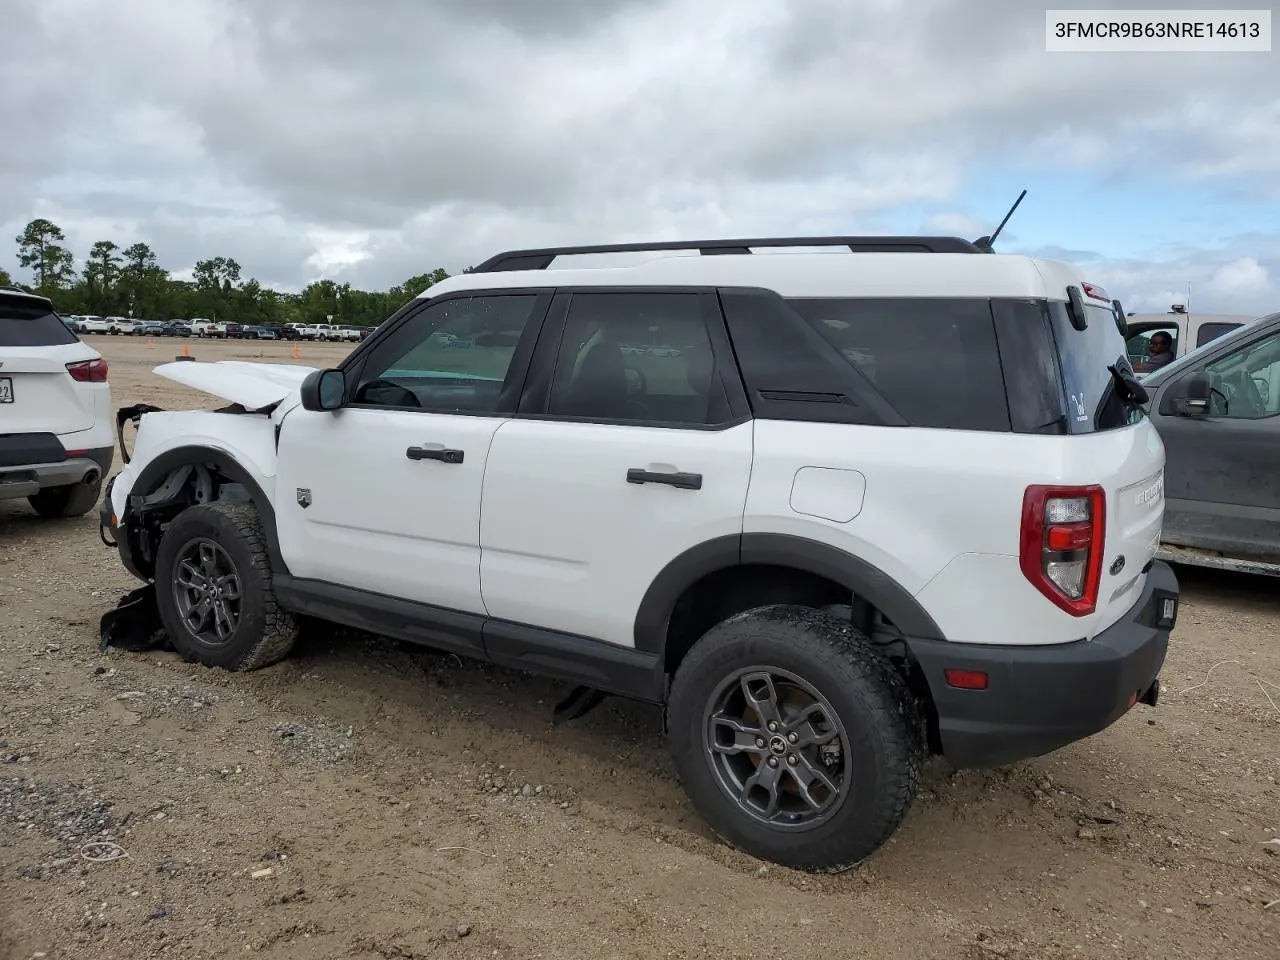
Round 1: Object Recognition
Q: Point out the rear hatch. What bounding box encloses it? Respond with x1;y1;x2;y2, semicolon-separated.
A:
1045;290;1165;634
0;296;98;434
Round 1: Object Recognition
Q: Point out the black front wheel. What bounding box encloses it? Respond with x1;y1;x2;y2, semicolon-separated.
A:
667;604;922;872
154;501;299;671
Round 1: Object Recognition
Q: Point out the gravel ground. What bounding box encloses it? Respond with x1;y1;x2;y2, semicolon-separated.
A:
1;336;1278;960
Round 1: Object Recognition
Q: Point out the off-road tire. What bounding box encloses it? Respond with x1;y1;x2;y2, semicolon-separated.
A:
154;501;299;671
667;603;922;873
28;478;103;518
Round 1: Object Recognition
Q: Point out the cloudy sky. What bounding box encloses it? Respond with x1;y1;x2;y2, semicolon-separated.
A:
3;0;1278;315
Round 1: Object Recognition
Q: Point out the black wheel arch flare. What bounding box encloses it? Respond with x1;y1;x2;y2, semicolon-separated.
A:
633;533;944;659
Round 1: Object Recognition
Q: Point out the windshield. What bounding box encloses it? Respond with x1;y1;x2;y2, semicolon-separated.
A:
1048;301;1142;434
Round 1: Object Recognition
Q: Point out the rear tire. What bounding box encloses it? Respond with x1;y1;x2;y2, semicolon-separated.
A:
28;478;103;518
154;501;299;671
667;604;922;873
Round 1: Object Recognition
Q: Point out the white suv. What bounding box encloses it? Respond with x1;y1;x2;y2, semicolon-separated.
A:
0;287;113;517
99;236;1179;871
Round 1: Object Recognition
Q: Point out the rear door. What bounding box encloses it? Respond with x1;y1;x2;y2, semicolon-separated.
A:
1150;323;1280;559
479;289;754;649
0;296;96;435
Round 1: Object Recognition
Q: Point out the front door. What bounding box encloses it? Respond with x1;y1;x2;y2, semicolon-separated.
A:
274;291;551;614
479;290;754;648
1154;326;1280;559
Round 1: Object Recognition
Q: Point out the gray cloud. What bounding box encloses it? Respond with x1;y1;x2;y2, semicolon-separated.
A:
2;0;1277;313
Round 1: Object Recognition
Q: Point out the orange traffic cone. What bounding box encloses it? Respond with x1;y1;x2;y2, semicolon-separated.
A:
291;343;300;360
146;338;154;349
176;342;193;362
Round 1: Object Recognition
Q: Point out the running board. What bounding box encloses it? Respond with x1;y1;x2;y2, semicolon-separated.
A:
1157;544;1280;577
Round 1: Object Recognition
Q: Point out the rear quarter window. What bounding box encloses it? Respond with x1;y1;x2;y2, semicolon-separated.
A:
785;297;1011;432
0;299;79;347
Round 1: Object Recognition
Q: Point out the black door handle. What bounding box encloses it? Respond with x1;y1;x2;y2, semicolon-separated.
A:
626;468;702;490
406;445;464;464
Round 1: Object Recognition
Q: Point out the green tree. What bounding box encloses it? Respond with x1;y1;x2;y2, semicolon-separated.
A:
83;240;124;313
0;266;13;287
15;218;76;291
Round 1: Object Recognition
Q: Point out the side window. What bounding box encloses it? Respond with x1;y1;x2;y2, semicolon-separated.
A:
1204;331;1280;419
546;292;729;426
352;294;539;413
785;297;1011;432
1195;322;1241;348
1127;325;1178;371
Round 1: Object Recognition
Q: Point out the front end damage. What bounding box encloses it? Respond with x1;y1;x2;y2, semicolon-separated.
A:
97;399;277;654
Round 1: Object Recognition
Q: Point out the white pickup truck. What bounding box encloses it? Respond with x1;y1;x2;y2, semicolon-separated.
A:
190;319;226;338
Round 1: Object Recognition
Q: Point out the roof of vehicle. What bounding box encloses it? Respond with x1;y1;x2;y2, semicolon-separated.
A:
424;237;1089;302
0;285;51;307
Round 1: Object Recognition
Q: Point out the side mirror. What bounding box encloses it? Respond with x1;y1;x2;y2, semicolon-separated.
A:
1174;371;1210;417
300;368;346;412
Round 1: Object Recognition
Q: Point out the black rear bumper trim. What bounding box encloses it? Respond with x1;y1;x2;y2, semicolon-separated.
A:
906;561;1179;768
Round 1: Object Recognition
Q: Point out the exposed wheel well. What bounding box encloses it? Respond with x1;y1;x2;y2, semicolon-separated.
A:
660;563;942;755
124;457;273;579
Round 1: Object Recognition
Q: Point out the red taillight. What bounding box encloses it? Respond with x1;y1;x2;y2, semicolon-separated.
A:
66;358;108;383
1020;484;1106;617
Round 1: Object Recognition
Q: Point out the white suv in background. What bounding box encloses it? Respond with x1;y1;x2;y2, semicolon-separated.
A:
0;287;113;517
100;235;1179;872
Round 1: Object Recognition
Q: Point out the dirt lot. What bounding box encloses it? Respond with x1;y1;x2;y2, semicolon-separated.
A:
2;336;1278;960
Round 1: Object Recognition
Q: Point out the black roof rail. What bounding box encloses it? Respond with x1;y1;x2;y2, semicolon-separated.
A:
469;235;986;273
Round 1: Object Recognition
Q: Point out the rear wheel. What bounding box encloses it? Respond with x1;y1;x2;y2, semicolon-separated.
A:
154;501;299;671
667;604;922;872
28;477;102;518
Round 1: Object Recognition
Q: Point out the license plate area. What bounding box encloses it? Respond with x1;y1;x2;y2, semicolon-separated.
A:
0;376;12;403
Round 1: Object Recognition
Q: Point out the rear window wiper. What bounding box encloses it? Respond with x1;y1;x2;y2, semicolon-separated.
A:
1107;363;1149;407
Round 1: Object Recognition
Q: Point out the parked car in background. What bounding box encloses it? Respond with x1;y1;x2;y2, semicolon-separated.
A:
106;317;139;336
78;316;111;334
223;322;243;339
0;286;112;518
138;321;166;338
299;322;337;341
1126;306;1258;375
190;320;224;338
273;324;303;340
1141;310;1280;576
241;325;278;340
160;321;192;337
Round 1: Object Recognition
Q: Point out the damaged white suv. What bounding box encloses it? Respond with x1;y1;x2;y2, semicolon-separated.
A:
100;235;1179;872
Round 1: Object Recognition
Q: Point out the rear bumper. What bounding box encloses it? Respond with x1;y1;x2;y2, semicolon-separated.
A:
0;440;112;501
908;561;1179;768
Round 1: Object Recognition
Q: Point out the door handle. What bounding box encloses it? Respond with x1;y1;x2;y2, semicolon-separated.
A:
406;445;464;464
626;468;702;490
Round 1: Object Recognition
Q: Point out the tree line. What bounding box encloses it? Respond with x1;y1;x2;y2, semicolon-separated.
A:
3;218;453;328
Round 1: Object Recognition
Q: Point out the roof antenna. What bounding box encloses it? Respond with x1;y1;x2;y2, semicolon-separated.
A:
973;189;1027;253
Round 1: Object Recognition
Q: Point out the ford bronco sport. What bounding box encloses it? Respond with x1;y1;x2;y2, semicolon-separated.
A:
99;235;1179;871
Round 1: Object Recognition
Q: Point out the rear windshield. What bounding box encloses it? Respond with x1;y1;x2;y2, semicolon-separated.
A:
0;299;79;347
1047;302;1141;434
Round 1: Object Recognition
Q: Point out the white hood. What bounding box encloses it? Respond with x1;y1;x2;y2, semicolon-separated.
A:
153;360;317;408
